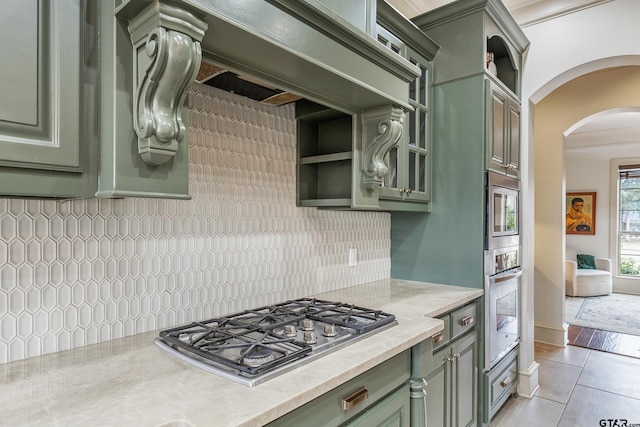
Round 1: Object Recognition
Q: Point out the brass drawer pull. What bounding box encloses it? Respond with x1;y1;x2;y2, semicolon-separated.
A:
342;386;369;412
432;332;444;344
500;376;512;388
460;315;474;326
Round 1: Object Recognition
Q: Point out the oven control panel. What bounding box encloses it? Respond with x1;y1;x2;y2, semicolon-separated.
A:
485;246;520;276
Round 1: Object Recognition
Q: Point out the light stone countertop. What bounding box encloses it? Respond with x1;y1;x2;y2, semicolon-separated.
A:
0;279;482;427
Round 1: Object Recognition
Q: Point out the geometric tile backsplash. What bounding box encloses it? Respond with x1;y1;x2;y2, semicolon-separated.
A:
0;83;391;364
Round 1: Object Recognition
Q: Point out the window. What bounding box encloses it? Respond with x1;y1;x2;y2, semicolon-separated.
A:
618;164;640;276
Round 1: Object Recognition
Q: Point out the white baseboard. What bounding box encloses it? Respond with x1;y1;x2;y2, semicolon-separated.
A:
612;283;640;295
517;360;540;398
534;322;568;346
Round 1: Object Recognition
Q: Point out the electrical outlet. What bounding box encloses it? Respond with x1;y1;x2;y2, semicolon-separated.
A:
349;248;357;267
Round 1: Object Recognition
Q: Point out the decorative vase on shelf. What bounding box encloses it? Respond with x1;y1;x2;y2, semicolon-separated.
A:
486;52;498;77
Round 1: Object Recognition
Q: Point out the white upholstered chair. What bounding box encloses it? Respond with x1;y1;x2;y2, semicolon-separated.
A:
565;258;613;297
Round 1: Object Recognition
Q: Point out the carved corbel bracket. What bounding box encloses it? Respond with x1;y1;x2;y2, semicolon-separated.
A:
361;105;405;190
127;3;208;166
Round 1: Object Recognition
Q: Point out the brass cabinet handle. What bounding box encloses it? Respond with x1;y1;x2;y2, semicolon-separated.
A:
432;332;444;344
500;376;512;388
460;315;474;326
341;386;369;412
453;353;461;360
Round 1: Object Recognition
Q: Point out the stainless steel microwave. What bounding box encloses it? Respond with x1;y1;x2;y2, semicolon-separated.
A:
486;172;520;250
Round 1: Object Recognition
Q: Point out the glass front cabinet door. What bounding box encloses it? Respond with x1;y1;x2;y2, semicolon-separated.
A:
376;31;432;212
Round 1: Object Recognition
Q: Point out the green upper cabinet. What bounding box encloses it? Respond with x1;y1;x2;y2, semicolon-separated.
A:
0;0;196;199
390;0;528;285
295;1;439;211
413;0;528;97
0;0;97;198
413;0;529;181
486;80;521;178
0;0;438;200
377;26;433;211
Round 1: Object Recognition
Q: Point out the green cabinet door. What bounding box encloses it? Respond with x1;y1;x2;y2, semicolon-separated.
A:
425;330;478;427
451;331;478;427
426;346;451;427
486;80;521;179
0;0;97;197
378;45;432;212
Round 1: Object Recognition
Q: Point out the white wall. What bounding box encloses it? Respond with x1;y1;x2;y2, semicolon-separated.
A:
520;0;640;353
516;0;640;395
565;155;611;261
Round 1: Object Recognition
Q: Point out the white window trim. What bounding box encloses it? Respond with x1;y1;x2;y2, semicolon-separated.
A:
609;157;640;293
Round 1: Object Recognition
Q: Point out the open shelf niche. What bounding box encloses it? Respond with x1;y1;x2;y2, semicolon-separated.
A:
296;99;355;207
487;35;518;95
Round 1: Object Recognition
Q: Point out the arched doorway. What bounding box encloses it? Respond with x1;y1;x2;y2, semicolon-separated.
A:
530;64;640;346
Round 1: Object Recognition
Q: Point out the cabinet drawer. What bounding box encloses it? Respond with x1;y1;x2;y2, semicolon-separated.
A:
451;303;477;340
345;383;410;427
267;350;411;427
432;315;451;351
485;346;518;421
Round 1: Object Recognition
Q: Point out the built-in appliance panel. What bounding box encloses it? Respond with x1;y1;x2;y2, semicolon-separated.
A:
266;350;411;427
451;302;477;341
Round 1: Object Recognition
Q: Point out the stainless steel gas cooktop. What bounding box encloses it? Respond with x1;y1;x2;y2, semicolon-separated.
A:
154;298;397;386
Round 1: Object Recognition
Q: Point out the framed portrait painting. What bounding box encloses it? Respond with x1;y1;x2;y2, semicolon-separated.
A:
566;192;596;235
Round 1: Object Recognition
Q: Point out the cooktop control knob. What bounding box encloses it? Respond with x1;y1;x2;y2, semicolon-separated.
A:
283;324;297;337
323;324;337;337
303;331;318;344
300;319;315;331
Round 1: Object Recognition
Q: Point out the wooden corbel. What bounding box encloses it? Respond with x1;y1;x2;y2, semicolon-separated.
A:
361;105;405;190
127;3;208;165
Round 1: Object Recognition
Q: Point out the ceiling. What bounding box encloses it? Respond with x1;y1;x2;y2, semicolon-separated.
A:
386;0;640;160
565;111;640;159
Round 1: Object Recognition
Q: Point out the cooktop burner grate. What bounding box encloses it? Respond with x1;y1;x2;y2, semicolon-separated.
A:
155;298;396;385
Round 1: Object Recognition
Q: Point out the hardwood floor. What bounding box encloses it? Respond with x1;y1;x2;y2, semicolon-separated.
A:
568;324;640;359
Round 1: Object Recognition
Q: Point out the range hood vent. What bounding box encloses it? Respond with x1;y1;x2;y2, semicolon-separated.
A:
196;60;303;106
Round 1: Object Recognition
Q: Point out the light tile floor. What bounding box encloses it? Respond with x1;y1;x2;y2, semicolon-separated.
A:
490;342;640;426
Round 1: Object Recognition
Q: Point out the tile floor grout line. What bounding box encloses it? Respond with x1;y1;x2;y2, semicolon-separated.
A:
553;348;589;426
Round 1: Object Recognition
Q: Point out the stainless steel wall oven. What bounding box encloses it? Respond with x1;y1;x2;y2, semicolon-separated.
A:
484;246;521;369
483;171;522;422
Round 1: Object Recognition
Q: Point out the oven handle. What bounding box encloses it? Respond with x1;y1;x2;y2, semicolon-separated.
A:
489;267;523;284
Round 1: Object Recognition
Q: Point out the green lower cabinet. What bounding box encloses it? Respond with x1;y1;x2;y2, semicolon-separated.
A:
266;351;411;427
346;384;410;427
411;300;480;427
425;331;478;427
426;345;449;427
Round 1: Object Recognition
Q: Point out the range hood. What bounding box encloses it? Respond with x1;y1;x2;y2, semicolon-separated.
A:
114;0;434;115
112;0;437;186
